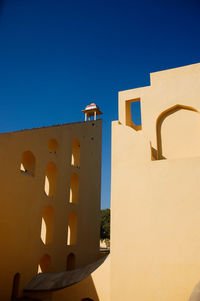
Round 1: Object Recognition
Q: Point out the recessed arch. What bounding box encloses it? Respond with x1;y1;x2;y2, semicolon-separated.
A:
48;139;58;153
11;273;20;299
40;206;54;245
66;253;76;271
67;211;78;246
20;151;35;176
71;139;80;168
69;173;79;203
38;254;51;273
44;162;57;197
81;298;94;301
156;104;200;160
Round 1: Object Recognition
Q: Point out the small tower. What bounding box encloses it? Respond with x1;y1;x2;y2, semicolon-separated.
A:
82;103;103;121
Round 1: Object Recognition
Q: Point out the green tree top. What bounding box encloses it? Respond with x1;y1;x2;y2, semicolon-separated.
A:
100;208;110;240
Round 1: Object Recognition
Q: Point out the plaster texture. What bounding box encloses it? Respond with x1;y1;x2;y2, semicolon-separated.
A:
0;120;102;301
111;62;200;301
1;62;200;301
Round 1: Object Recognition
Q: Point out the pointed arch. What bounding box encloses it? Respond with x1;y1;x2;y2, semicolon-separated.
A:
156;104;199;160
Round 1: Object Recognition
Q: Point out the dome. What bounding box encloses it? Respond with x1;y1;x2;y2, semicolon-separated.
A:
85;103;98;110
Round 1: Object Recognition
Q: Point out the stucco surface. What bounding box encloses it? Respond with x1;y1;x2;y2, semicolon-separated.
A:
0;120;102;301
111;63;200;301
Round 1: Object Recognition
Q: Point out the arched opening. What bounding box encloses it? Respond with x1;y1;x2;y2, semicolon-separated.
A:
44;162;57;197
156;105;200;160
38;254;51;273
11;273;20;299
67;211;78;246
66;253;76;271
40;206;54;245
81;298;94;301
20;151;35;176
48;139;58;153
69;173;79;203
71;139;80;168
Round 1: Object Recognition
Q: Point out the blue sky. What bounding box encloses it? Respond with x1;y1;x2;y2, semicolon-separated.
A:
0;0;200;208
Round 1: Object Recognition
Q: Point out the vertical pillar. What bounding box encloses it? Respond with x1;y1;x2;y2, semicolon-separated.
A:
89;115;90;121
94;111;96;120
85;113;87;121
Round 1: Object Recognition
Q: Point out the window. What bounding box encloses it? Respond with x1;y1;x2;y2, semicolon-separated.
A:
125;98;142;130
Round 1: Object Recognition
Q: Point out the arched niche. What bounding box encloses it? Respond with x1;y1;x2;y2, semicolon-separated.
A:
66;252;76;271
38;254;51;273
44;162;57;197
71;139;80;168
48;139;58;153
67;211;78;246
156;105;200;160
11;273;20;299
69;173;79;203
40;206;54;245
20;151;35;176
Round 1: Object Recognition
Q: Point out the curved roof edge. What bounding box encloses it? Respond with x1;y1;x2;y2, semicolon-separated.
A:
24;255;109;292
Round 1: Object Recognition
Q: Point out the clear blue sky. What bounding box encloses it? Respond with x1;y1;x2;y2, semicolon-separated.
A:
0;0;200;208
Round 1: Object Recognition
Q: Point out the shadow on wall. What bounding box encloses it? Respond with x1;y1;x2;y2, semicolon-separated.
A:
155;104;199;160
25;275;99;301
52;275;99;301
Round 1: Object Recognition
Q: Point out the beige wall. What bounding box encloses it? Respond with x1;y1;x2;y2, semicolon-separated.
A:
0;119;102;301
111;63;200;301
2;62;200;301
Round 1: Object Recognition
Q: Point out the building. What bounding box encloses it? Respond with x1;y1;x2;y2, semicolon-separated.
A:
111;62;200;301
33;62;200;301
0;119;102;301
2;62;200;301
